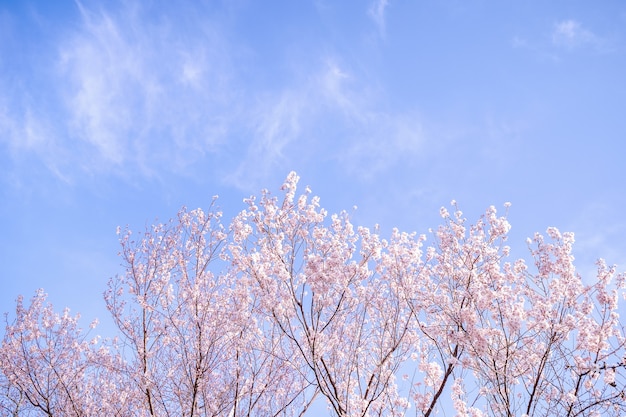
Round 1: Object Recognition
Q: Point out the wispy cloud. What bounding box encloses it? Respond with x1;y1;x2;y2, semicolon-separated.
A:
512;18;613;60
481;115;526;165
58;2;237;177
224;90;306;190
551;19;602;50
315;59;423;178
1;2;239;182
2;1;423;191
368;0;390;37
224;63;327;190
226;57;423;189
338;112;423;178
0;94;70;183
566;201;626;283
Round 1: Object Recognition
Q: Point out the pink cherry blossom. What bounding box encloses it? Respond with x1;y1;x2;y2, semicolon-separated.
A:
2;172;625;417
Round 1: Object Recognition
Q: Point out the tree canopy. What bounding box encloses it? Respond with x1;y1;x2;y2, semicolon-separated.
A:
2;172;625;417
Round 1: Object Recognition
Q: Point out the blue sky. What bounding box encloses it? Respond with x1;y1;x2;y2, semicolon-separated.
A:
1;0;626;367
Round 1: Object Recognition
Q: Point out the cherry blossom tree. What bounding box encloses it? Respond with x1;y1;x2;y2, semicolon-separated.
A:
229;173;416;417
2;172;625;417
105;200;312;416
0;290;132;416
401;202;626;417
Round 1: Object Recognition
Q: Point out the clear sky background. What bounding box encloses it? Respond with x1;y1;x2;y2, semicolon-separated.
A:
1;0;626;398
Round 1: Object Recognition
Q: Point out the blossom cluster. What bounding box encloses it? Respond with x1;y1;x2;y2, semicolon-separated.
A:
2;172;625;417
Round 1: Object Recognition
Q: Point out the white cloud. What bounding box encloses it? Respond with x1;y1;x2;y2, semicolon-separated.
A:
511;36;529;49
224;91;305;190
315;59;423;177
368;0;390;37
481;115;526;165
551;19;599;49
60;4;138;166
339;112;423;178
65;4;236;172
513;19;612;60
3;2;424;191
566;202;626;284
0;94;71;183
226;58;424;189
0;1;238;180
